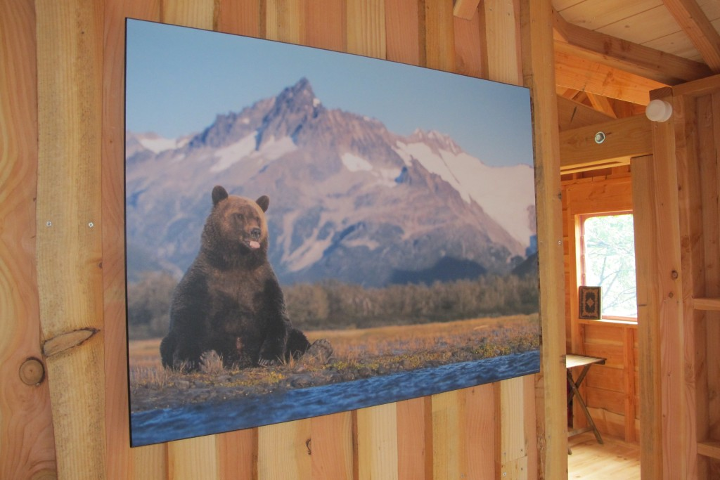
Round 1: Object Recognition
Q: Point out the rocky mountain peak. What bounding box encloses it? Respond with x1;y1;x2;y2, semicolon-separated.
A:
407;129;463;155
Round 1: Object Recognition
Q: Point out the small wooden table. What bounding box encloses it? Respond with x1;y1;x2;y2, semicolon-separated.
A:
566;354;606;445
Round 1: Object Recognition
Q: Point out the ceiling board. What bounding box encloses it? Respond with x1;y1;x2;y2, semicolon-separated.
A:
597;5;682;44
643;29;703;61
556;0;662;31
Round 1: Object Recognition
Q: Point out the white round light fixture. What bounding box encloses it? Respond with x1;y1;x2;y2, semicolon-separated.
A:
646;99;673;122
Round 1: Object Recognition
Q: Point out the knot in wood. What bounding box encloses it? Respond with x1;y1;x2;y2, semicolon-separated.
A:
19;357;46;385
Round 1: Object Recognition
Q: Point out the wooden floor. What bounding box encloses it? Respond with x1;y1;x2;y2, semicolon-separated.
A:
568;432;640;480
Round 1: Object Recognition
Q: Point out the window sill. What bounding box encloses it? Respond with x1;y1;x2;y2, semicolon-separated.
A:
578;318;637;327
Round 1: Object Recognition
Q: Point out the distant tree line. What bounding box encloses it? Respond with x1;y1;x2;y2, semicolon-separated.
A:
284;275;539;331
127;272;539;339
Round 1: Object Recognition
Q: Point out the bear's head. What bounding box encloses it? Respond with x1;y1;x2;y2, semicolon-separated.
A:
202;185;270;264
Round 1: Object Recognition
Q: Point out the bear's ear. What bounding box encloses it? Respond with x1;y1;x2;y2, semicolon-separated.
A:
212;185;228;206
256;195;269;212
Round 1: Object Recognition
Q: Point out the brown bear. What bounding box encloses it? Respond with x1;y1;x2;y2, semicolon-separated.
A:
160;185;325;371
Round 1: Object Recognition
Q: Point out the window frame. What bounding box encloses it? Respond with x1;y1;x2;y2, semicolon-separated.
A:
578;210;638;323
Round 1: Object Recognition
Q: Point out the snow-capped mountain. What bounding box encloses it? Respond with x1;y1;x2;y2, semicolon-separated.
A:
125;78;536;286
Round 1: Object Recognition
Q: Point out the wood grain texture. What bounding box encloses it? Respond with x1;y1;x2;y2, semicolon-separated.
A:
496;377;527;478
706;93;720;445
309;413;354;479
161;0;214;29
305;0;345;50
168;435;219;480
453;0;481;20
356;403;399;480
385;0;421;65
555;51;664;106
663;0;720;72
217;429;257;480
484;0;522;85
559;115;653;169
431;391;464;479
396;397;431;480
650;91;688;480
453;8;487;78
36;0;106;478
258;420;312;480
519;0;568;478
557;96;616;132
424;0;455;72
266;0;304;43
0;1;57;478
215;0;263;36
102;1;163;478
553;9;712;85
347;0;386;58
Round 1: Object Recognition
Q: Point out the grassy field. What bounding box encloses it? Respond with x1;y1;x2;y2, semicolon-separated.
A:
129;314;539;389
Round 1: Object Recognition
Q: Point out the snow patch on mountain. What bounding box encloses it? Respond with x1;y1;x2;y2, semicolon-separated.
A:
210;134;297;172
136;133;184;154
211;133;257;172
342;153;373;172
260;135;297;161
394;141;471;202
395;140;534;246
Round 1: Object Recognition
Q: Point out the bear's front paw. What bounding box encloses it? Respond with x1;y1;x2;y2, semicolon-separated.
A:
258;357;279;367
258;339;284;366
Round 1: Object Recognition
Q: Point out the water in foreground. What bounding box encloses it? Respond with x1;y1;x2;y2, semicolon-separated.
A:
131;349;539;446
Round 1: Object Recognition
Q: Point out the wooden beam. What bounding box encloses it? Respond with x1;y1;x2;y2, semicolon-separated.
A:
35;0;106;478
453;0;480;20
553;9;712;85
519;0;568;478
555;50;665;105
557;96;616;132
631;154;664;480
663;0;720;72
671;73;720;99
560;115;653;170
586;93;617;118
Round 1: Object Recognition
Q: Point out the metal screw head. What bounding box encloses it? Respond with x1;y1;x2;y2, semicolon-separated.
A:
594;131;606;144
46;221;52;227
88;222;94;228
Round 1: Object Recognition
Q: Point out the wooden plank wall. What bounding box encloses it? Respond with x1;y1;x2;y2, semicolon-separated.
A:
0;0;566;478
560;170;641;442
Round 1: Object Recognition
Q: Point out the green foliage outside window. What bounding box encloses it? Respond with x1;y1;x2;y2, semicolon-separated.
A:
583;214;637;318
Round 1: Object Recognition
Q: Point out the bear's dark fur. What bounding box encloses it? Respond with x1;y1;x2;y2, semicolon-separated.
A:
160;185;311;370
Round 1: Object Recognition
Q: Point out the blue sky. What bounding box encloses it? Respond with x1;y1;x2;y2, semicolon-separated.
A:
126;19;534;167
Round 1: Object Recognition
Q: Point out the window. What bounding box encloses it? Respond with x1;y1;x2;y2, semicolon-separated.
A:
580;213;637;320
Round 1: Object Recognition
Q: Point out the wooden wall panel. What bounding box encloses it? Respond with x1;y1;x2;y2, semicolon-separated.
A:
6;0;570;478
385;0;421;65
102;1;164;478
0;1;57;479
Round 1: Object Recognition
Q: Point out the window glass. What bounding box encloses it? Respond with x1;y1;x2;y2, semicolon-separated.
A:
583;214;637;319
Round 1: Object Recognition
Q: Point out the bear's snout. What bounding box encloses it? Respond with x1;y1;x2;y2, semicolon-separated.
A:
250;227;262;240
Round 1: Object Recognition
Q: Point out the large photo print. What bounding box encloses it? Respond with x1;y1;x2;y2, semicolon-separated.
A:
125;19;540;446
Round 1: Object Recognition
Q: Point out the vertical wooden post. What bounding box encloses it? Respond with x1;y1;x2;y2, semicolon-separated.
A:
651;90;689;479
519;0;567;478
631;153;664;479
35;0;106;478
